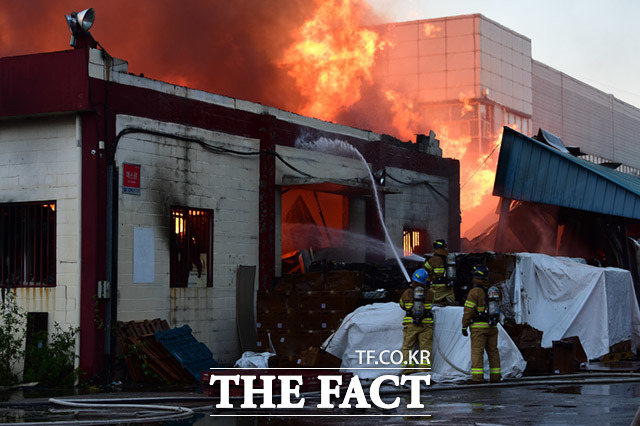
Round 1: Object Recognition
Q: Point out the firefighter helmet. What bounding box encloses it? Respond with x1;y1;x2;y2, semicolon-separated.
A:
473;264;489;279
412;268;429;286
433;239;447;250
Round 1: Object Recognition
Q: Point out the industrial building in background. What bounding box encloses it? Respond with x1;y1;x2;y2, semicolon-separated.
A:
375;14;640;240
373;14;640;285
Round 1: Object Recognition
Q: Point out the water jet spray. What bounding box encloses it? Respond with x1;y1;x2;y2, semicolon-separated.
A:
295;136;411;282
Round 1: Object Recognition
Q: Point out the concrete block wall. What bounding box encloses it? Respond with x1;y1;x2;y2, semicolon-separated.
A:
115;115;260;365
383;167;449;257
0;114;81;333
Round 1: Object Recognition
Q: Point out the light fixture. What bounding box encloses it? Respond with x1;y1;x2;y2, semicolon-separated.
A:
65;8;95;47
374;169;386;186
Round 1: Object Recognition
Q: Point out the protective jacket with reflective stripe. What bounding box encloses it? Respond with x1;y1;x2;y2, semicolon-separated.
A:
400;286;435;325
462;278;496;329
425;248;448;285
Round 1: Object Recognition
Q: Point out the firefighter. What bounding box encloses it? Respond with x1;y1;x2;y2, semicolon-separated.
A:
399;268;434;373
425;239;455;305
461;264;501;383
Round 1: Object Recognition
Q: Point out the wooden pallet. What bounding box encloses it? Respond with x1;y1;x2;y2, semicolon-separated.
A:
117;319;194;383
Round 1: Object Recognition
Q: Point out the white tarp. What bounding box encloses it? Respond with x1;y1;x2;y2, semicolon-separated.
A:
233;351;275;368
508;253;640;359
322;303;526;382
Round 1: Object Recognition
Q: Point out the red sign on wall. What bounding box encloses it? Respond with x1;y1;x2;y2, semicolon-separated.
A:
123;163;141;195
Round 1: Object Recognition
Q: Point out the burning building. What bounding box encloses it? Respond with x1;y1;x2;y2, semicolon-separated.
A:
0;46;458;379
2;2;640;382
372;14;640;242
1;4;638;244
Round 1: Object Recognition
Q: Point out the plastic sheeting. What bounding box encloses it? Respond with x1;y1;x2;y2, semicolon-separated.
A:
322;303;526;382
508;253;640;359
233;351;275;368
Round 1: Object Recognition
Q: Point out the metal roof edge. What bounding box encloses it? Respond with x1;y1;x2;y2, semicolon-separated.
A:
501;126;640;198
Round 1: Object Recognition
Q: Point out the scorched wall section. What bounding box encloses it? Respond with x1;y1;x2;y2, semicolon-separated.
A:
115;115;260;365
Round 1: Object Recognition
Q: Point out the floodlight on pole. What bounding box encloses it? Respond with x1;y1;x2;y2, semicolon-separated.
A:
65;8;96;48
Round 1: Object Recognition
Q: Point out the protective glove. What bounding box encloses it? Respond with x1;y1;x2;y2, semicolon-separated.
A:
462;328;468;337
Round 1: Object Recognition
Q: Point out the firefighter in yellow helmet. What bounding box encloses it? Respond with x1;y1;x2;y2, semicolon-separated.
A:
425;239;455;305
399;268;434;373
461;264;501;383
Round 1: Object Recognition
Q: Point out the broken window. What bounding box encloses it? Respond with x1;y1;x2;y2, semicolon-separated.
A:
170;207;212;287
403;228;427;257
0;202;56;287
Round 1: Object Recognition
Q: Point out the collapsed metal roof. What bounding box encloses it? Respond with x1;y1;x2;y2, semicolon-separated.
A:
493;127;640;220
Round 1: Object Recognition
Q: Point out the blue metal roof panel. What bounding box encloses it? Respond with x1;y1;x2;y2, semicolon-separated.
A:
493;127;640;220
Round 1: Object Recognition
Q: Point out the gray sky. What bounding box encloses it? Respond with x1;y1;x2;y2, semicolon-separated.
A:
366;0;640;108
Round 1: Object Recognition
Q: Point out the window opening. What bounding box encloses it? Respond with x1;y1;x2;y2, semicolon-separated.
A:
170;207;213;287
0;202;56;287
403;228;427;257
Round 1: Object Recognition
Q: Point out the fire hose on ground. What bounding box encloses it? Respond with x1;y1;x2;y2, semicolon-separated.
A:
1;398;195;426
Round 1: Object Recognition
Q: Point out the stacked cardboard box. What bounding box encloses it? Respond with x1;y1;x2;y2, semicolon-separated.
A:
503;322;552;375
256;270;363;367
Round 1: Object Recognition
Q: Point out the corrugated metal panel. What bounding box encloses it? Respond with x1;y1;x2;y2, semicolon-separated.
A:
532;61;563;138
614;101;640;167
562;77;614;159
532;60;640;171
493;127;640;219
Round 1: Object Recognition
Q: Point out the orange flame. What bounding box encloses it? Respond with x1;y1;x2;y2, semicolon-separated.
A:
460;134;501;210
423;23;442;38
384;89;421;141
434;123;470;160
164;75;194;88
458;92;474;116
280;0;387;121
457;122;522;237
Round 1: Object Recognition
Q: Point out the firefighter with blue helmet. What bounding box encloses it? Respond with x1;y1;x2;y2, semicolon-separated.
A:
425;239;455;305
461;264;501;383
399;268;434;373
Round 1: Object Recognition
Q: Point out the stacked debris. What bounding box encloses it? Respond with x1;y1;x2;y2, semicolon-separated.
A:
552;336;587;374
310;259;439;306
256;255;507;368
603;340;634;362
361;261;419;304
502;322;550;375
154;325;220;380
257;270;362;367
118;319;219;383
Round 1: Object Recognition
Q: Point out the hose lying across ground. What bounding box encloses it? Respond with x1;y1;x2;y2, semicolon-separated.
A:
3;398;194;426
